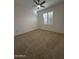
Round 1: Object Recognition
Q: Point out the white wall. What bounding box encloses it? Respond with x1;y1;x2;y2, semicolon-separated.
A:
14;5;38;36
37;3;64;33
14;3;64;36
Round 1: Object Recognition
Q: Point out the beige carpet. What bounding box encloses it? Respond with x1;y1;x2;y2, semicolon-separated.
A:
14;29;64;59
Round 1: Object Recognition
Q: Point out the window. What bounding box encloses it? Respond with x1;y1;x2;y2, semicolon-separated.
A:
43;13;48;24
43;11;53;25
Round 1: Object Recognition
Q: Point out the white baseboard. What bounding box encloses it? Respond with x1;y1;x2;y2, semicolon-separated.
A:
14;27;38;36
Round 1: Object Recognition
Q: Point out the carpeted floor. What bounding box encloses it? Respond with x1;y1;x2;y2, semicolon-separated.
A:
14;29;64;59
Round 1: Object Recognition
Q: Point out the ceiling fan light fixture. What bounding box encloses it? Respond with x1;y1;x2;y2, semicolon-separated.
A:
33;0;46;9
37;5;40;8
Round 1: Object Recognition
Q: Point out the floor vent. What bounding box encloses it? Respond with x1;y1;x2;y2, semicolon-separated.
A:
14;55;26;57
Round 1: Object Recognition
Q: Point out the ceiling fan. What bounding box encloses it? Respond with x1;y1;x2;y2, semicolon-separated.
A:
32;0;46;9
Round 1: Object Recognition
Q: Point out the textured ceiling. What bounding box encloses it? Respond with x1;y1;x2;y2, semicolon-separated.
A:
15;0;64;11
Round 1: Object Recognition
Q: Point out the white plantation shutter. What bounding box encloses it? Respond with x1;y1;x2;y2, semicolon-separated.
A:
43;11;53;25
43;13;48;24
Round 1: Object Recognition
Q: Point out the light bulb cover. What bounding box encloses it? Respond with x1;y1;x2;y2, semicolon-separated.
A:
37;5;40;8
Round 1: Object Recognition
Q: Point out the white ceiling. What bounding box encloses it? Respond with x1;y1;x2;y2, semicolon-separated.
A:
15;0;64;11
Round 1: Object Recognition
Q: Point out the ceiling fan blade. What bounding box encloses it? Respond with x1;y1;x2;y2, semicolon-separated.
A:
41;5;45;8
40;1;46;5
37;0;40;2
32;5;36;7
33;0;38;4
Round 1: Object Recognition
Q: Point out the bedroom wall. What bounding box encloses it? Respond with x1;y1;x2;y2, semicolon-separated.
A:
37;3;64;33
14;2;64;36
14;5;38;36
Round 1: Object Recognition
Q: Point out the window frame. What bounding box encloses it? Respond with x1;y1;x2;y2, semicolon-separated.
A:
43;11;53;25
